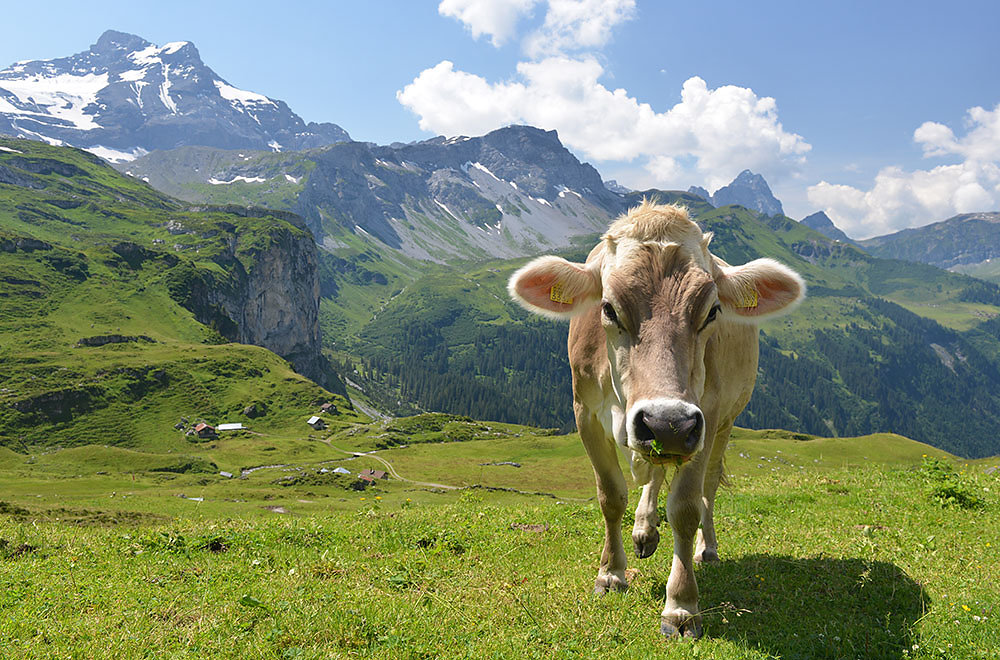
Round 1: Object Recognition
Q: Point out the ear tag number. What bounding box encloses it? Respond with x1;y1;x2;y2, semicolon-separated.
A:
736;286;758;309
549;281;574;305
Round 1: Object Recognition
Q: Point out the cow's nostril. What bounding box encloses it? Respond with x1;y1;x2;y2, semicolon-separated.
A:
683;414;703;451
636;413;655;444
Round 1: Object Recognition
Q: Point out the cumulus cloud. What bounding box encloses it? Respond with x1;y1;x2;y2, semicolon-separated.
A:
398;58;810;190
438;0;540;47
439;0;634;55
808;103;1000;239
523;0;636;58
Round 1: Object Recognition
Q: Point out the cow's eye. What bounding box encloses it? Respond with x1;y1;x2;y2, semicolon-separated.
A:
602;301;620;328
700;304;721;331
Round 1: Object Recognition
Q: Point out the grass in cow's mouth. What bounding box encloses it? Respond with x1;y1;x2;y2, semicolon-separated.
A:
0;429;996;658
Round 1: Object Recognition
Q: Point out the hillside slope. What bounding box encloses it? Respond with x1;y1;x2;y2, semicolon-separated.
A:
0;137;349;448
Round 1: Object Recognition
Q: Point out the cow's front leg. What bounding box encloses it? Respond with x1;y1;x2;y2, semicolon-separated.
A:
594;463;628;593
661;463;704;639
580;417;629;594
630;454;664;559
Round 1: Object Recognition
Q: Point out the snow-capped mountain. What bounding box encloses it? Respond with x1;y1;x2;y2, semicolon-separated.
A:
0;30;349;162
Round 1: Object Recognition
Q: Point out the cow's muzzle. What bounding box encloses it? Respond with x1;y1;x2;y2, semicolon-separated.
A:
629;399;704;461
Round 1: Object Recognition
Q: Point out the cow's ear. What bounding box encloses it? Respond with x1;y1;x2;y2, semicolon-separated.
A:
716;258;805;321
508;255;601;320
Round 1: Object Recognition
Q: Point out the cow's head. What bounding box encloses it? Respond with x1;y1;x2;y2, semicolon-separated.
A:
508;202;805;463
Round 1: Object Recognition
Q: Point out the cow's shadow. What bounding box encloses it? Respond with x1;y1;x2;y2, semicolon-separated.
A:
649;554;928;659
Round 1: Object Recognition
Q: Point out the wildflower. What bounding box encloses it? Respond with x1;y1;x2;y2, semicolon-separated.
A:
360;497;366;501
375;496;382;500
962;605;970;612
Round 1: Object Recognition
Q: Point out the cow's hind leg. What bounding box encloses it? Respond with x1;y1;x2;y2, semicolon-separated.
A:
631;455;664;559
695;422;732;564
580;415;629;594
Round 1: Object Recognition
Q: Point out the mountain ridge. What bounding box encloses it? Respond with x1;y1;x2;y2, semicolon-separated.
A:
123;124;623;262
860;212;1000;282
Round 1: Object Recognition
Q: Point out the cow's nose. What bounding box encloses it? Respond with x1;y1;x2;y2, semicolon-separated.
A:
635;409;703;455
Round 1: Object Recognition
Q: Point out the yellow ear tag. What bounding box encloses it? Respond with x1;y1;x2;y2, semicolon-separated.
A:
549;281;574;305
736;287;759;309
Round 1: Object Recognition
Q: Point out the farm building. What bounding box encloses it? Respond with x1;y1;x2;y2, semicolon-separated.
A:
307;416;326;430
319;402;337;413
217;423;244;431
359;468;388;482
193;423;216;438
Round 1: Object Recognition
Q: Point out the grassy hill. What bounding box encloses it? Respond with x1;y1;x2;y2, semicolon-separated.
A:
0;137;351;450
0;418;996;658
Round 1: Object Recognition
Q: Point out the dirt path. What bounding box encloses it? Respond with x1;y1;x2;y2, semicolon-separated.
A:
324;442;460;490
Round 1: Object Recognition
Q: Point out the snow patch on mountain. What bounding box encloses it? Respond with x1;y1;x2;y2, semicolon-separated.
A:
0;72;108;130
84;145;148;163
214;80;276;107
208;175;268;185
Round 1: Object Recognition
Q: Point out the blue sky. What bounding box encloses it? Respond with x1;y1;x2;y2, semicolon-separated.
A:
2;0;998;238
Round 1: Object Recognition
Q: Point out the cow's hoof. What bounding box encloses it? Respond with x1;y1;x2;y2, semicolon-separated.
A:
633;526;660;558
660;610;702;639
593;572;627;594
694;548;719;564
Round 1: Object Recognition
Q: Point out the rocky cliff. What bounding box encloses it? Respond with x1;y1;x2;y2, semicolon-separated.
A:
161;205;342;394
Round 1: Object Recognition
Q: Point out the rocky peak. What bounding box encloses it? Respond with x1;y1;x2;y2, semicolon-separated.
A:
710;170;784;216
94;29;153;53
686;172;783;216
801;211;855;244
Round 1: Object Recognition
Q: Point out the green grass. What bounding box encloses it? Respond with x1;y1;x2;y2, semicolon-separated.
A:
0;427;997;658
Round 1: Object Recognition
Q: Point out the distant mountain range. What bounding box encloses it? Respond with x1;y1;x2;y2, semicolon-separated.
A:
860;212;1000;283
0;30;350;161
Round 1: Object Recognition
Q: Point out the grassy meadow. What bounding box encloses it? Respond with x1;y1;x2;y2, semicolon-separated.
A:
1;419;998;659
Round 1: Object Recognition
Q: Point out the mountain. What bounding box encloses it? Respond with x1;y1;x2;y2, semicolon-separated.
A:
687;170;784;216
0;137;348;447
860;212;1000;283
800;211;856;244
0;30;350;162
123;125;622;262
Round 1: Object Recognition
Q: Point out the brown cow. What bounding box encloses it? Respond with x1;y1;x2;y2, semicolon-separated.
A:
508;201;805;638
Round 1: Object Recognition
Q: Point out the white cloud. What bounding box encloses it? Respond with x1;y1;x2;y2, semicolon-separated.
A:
398;59;810;191
439;0;635;55
523;0;636;58
808;103;1000;239
438;0;540;47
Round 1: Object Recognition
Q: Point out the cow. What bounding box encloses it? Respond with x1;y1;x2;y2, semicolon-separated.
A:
508;201;805;638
